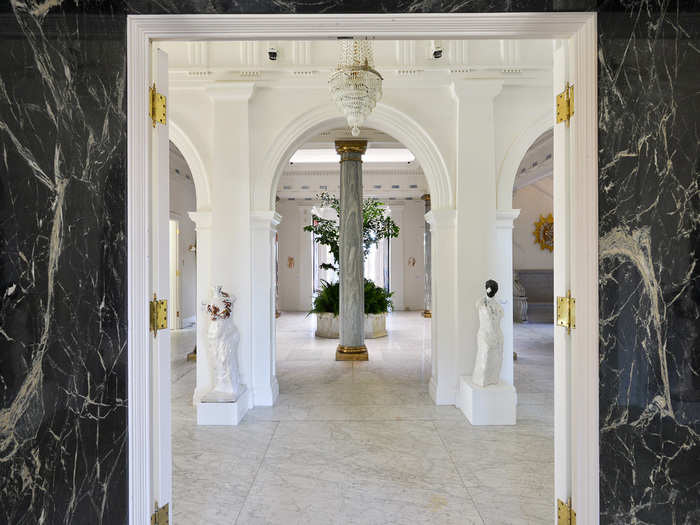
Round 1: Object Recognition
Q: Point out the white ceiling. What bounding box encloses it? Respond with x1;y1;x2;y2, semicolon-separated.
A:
278;127;427;201
170;141;194;185
513;128;553;192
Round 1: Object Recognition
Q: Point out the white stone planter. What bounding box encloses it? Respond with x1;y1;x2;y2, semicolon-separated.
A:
315;312;387;339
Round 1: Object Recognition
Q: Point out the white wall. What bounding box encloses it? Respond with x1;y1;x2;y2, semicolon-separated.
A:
394;200;426;311
275;199;313;312
169;143;197;325
513;177;554;270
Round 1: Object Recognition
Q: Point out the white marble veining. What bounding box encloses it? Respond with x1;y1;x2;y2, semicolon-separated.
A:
172;312;554;524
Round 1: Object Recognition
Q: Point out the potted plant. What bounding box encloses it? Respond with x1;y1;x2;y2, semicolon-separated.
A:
310;279;393;338
304;193;399;338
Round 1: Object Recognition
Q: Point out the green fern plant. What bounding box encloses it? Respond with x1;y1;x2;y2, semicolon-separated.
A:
309;279;392;316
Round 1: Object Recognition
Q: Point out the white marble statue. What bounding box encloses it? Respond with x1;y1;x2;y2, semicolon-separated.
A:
473;279;504;387
201;286;243;403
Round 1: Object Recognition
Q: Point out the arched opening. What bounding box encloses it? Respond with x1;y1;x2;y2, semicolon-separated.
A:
510;126;555;484
271;124;436;402
253;102;452;213
168;140;198;358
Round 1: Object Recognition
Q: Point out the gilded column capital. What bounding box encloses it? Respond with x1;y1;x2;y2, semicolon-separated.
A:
335;140;368;156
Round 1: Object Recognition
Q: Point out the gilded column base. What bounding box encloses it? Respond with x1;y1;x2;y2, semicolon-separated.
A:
422;310;432;318
336;344;369;361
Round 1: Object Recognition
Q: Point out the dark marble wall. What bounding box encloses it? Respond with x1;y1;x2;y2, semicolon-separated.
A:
598;5;700;523
0;1;697;524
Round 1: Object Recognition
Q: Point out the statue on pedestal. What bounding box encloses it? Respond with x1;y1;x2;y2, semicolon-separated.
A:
201;286;242;403
473;279;504;387
513;272;528;323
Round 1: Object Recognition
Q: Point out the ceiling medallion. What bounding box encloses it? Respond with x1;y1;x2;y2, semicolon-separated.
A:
329;40;383;137
533;213;554;252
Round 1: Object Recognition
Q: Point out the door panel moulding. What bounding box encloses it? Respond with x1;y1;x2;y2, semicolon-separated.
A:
127;12;597;525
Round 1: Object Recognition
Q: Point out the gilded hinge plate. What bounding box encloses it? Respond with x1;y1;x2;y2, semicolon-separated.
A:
149;83;167;127
151;501;169;525
557;498;576;525
149;294;168;337
556;82;574;126
556;290;576;334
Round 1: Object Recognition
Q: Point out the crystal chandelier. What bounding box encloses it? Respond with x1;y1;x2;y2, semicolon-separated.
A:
329;40;383;137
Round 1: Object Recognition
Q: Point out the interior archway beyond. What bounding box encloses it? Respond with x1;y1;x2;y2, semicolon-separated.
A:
257;102;452;212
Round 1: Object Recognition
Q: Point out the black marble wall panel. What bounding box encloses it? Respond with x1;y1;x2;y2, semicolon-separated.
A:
598;5;700;524
0;1;697;524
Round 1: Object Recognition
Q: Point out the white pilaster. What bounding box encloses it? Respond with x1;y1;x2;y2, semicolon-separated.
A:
425;209;458;405
388;204;404;310
250;211;282;406
206;82;255;411
451;80;504;381
188;210;212;403
495;209;520;385
298;206;314;311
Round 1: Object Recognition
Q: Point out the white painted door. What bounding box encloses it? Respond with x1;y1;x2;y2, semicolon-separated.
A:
150;47;172;522
552;39;577;522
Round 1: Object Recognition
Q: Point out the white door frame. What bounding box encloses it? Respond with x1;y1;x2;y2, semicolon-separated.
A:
127;12;598;525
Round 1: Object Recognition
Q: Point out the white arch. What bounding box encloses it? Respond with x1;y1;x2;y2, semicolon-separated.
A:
254;102;453;211
496;111;553;210
170;120;212;210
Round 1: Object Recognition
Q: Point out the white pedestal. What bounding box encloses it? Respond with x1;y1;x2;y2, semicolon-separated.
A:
197;386;250;426
457;376;516;425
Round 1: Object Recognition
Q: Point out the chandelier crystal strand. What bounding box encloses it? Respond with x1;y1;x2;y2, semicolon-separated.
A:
329;40;383;137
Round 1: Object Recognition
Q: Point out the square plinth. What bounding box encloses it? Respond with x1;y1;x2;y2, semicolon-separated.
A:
197;386;250;426
336;345;369;361
457;376;516;425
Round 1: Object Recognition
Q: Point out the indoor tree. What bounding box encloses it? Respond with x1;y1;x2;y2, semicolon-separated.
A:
304;192;399;315
303;192;399;273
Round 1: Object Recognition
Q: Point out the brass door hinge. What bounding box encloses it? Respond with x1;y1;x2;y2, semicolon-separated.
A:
556;82;574;127
149;83;167;127
556;290;576;334
557;498;576;525
149;294;168;337
151;501;169;525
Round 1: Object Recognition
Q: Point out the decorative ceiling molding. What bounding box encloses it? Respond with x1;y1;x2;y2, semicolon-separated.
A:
160;38;553;89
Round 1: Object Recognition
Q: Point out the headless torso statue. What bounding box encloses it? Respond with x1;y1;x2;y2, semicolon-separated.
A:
201;286;243;402
472;279;504;387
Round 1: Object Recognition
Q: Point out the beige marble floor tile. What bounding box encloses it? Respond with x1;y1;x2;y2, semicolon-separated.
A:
171;312;554;524
236;466;484;525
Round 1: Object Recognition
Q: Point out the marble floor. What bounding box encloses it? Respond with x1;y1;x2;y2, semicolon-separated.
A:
171;312;554;525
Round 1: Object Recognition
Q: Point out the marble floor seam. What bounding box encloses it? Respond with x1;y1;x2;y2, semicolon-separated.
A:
233;421;281;525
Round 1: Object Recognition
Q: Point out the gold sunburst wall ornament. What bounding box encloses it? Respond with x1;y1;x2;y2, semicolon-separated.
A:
533;214;554;252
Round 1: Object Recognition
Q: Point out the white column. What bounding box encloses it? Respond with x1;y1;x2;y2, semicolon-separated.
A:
250;211;282;406
425;209;458;405
388;204;404;310
298;206;314;311
452;80;517;425
207;82;255;407
188;210;212;403
422;194;432;317
495;209;520;385
451;80;504;378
